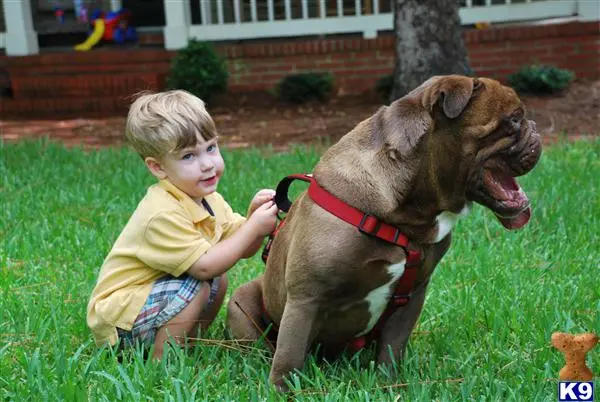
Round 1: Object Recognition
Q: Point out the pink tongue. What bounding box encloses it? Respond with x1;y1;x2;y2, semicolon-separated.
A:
497;207;531;230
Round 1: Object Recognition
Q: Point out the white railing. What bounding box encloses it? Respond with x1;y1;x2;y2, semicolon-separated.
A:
2;0;598;55
187;0;586;42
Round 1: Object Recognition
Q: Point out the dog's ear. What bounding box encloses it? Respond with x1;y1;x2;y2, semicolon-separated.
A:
425;76;479;119
375;98;434;156
373;76;482;156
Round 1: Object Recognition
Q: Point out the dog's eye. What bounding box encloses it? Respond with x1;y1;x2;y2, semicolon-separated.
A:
515;108;525;119
507;109;524;132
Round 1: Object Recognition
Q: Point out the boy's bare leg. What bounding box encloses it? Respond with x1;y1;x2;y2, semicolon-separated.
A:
197;274;228;332
152;275;228;359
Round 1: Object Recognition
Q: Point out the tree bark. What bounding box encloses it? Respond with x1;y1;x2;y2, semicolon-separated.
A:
391;0;472;101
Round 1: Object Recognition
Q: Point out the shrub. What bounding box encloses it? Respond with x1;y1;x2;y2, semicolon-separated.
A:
375;74;394;102
167;39;228;103
277;72;333;104
508;65;574;95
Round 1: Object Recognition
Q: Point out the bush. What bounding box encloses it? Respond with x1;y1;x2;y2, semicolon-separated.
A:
375;74;394;102
167;39;228;103
277;72;333;104
508;65;574;95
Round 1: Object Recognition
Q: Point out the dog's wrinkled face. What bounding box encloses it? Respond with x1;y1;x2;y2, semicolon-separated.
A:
421;76;542;229
463;78;541;229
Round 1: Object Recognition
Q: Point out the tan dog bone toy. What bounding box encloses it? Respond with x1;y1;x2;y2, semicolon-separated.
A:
551;332;598;381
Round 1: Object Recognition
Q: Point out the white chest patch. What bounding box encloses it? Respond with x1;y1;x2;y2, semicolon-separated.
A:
434;205;471;242
356;260;406;337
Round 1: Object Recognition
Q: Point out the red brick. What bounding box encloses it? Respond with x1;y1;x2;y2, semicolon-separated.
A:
578;43;600;53
263;64;295;73
10;72;162;99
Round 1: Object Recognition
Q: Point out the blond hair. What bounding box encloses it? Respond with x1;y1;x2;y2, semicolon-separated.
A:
125;90;218;159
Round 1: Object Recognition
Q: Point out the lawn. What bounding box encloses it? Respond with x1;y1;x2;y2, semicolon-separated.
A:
1;138;598;401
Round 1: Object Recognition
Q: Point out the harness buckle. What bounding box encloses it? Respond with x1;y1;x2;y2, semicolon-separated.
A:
358;214;381;236
393;294;411;306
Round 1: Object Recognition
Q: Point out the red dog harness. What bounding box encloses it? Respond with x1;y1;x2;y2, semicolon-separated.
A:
261;173;422;352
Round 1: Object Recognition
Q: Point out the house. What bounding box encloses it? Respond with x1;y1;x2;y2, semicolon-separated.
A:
0;1;598;117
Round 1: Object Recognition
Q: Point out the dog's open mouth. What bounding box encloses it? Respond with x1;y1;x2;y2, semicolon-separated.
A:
483;170;531;230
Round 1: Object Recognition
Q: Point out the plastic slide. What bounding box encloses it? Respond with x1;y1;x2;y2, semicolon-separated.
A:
74;19;105;51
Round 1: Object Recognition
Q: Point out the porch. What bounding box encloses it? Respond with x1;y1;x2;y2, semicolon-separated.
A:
1;0;599;56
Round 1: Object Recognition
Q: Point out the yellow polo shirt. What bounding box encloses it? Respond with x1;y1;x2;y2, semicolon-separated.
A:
87;179;246;346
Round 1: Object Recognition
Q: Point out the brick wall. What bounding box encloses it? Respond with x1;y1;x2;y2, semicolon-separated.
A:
1;21;597;118
465;21;599;82
216;21;599;93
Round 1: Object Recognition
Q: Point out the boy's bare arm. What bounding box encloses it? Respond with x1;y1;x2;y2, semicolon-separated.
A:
186;201;278;281
186;224;260;280
241;236;266;259
241;189;277;259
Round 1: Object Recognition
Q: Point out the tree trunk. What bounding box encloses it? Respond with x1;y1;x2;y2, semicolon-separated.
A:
391;0;472;101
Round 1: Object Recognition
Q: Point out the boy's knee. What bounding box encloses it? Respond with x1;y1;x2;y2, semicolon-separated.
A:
211;274;228;308
198;274;228;311
218;274;229;293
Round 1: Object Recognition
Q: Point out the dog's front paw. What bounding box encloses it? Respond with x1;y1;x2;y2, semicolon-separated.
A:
269;374;290;393
273;382;289;393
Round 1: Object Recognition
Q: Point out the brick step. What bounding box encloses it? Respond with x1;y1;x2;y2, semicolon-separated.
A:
3;48;173;99
1;95;132;119
4;48;174;70
10;71;167;99
8;61;171;76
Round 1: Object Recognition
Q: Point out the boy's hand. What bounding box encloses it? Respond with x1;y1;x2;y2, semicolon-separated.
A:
248;201;279;236
248;189;276;217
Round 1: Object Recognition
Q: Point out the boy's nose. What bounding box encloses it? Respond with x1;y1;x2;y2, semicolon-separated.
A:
200;160;213;171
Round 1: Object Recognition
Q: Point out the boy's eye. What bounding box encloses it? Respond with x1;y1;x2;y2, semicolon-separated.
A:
207;144;217;152
182;153;194;160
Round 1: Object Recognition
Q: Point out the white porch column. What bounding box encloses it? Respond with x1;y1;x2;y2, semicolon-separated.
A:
577;0;600;21
3;0;39;56
110;0;123;12
163;0;191;50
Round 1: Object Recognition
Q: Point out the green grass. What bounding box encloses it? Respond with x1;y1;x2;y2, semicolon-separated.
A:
1;138;599;401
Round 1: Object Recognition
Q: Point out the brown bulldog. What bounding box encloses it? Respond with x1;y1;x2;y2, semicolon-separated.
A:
226;75;542;391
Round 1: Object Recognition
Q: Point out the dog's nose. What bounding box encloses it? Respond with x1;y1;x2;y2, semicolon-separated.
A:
520;141;542;172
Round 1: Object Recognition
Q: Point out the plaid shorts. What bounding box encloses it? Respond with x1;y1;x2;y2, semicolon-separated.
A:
116;274;220;349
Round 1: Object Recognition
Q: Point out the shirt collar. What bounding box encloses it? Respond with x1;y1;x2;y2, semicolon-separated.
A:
158;179;212;223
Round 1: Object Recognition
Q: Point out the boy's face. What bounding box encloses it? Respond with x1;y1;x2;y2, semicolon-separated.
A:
145;138;225;201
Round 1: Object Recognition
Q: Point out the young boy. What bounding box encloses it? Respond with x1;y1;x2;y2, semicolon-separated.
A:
87;90;278;358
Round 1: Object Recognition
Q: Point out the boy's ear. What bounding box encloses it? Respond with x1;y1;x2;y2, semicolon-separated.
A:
144;157;167;180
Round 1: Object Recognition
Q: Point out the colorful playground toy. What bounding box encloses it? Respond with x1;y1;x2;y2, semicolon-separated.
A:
54;6;65;23
74;9;137;51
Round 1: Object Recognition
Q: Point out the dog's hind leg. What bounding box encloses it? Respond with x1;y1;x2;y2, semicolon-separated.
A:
226;277;267;342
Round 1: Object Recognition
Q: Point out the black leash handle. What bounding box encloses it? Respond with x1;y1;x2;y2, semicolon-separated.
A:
262;174;313;264
273;173;313;213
